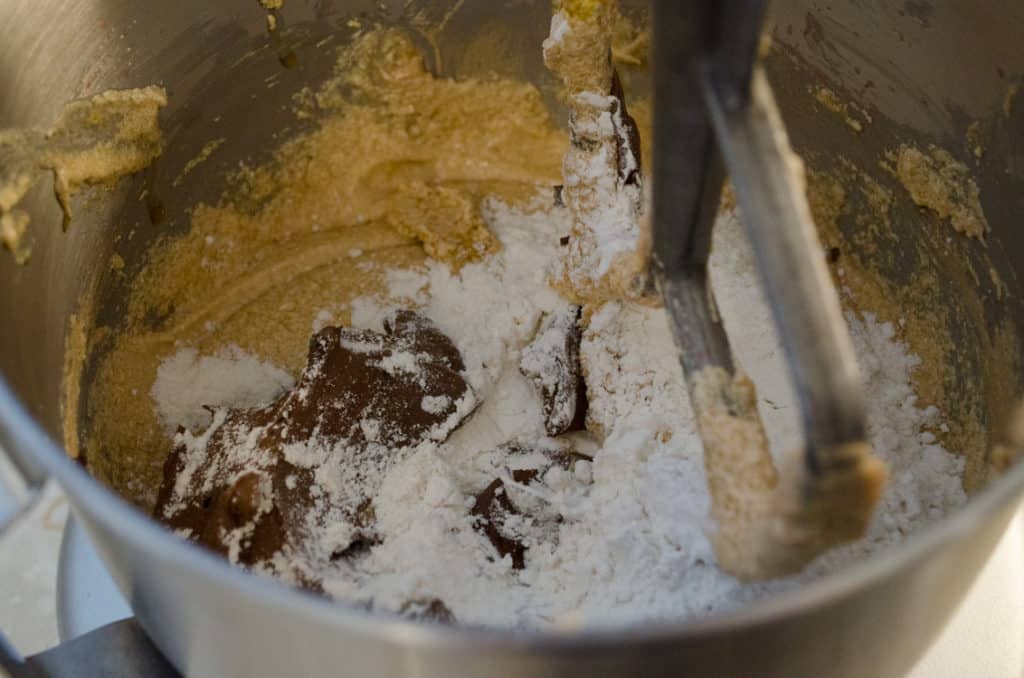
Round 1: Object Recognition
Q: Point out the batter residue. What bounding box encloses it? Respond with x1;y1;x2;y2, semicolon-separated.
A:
0;86;166;262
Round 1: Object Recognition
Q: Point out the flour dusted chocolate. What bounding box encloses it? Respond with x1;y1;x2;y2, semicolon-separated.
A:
519;305;587;436
471;478;527;569
153;311;475;584
470;442;592;570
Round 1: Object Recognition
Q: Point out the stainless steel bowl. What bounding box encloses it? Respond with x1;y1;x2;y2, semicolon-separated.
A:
2;1;1023;676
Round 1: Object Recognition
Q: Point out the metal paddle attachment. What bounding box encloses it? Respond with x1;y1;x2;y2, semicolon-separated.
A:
650;0;887;580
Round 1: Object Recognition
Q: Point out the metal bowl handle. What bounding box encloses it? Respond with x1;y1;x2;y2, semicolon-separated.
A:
0;619;178;677
0;444;175;675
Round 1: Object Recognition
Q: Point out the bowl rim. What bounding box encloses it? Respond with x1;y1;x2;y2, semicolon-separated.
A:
3;370;1023;653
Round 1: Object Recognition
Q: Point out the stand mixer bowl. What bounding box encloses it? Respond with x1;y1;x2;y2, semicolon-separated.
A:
1;1;1023;676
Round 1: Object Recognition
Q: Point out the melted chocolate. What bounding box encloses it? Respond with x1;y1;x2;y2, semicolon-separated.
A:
154;311;473;580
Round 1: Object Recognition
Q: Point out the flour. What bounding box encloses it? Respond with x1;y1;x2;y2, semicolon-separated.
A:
150;192;966;627
421;395;452;415
151;345;294;434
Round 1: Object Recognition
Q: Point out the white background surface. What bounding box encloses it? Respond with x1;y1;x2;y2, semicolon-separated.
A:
1;481;1022;675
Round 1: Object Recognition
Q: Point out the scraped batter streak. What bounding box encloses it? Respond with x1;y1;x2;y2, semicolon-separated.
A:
694;367;886;580
543;0;650;304
84;31;565;503
0;86;166;262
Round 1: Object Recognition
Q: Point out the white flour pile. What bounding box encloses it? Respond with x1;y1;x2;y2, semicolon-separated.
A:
152;346;294;434
152;194;966;628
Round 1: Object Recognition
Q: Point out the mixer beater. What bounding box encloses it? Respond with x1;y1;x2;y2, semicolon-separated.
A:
649;0;887;579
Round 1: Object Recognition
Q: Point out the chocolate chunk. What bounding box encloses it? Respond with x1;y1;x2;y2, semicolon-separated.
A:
511;468;540;484
471;478;527;570
331;535;377;562
470;442;593;570
611;70;642;188
154;311;475;584
520;306;587;436
279;308;469;446
500;440;593;472
154;415;289;567
329;499;379;561
400;598;455;624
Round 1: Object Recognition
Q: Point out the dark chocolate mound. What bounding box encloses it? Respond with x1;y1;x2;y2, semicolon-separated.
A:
154;311;474;582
